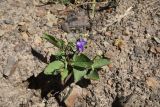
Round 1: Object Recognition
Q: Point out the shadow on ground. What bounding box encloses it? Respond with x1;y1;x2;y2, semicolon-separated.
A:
26;47;91;106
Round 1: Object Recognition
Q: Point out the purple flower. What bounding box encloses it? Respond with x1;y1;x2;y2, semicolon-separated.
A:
76;39;87;52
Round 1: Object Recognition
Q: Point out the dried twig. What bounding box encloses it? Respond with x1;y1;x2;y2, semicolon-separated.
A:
97;6;134;33
75;1;109;7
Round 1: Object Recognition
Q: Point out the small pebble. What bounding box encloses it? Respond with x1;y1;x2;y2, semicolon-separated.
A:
3;18;14;25
155;47;160;53
21;32;29;41
153;37;160;44
96;50;103;56
150;47;156;53
61;23;70;33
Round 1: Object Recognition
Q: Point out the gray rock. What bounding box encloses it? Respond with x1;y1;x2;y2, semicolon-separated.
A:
3;18;14;25
61;11;90;32
3;56;17;77
134;46;145;57
61;23;70;33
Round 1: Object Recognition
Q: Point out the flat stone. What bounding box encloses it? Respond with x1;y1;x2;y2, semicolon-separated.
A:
21;32;29;41
61;11;90;32
68;14;90;28
61;23;70;33
155;47;160;53
64;84;87;107
3;56;17;77
0;29;5;37
3;18;14;25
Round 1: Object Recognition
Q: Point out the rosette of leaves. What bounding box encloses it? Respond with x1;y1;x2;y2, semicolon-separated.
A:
43;34;110;84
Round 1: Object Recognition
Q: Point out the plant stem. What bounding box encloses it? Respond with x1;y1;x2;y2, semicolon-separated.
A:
64;72;72;84
91;0;96;18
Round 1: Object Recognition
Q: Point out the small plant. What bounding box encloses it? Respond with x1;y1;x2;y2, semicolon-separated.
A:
43;33;110;84
60;0;70;5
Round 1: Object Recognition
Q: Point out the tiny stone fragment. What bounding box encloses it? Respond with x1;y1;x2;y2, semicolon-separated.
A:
123;27;130;36
46;12;58;27
34;35;42;45
96;50;103;56
155;47;160;53
153;37;160;44
150;47;156;53
21;32;29;41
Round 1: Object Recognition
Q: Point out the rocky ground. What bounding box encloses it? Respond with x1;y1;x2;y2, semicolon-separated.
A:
0;0;160;107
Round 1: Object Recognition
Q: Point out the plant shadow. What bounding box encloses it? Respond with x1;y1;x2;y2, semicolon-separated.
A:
26;72;91;106
31;48;48;63
97;0;117;12
27;72;62;98
27;72;66;106
27;48;91;106
112;96;123;107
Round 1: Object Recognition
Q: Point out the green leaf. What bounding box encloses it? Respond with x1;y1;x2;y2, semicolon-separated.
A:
61;0;70;4
55;50;65;56
85;70;99;80
43;33;65;49
73;54;93;68
73;68;87;82
53;50;65;60
44;61;64;75
92;58;110;69
73;54;77;61
60;69;68;81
